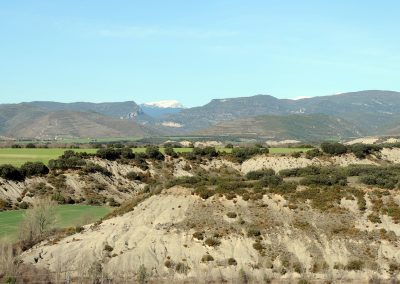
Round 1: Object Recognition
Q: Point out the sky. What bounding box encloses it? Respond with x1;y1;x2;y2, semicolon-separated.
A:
1;1;399;107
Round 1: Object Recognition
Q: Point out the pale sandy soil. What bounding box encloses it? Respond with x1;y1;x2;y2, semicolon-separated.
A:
345;137;379;145
21;185;400;282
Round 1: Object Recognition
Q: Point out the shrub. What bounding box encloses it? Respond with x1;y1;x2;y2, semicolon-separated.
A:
145;146;164;160
104;244;114;252
125;171;150;181
83;163;112;177
247;228;261;237
0;165;24;181
193;231;204;240
291;152;301;158
320;142;347;155
137;264;147;284
368;213;381;223
194;187;214;200
300;169;347;186
175;262;190;274
201;254;214;262
107;197;120;207
348;143;381;159
164;260;174;268
345;164;379;176
204;237;221;247
245;169;275;180
259;175;283;187
51;192;66;204
359;170;399;189
25;143;36;148
231;147;269;163
19;201;29;209
20;162;49;177
48;151;86;170
164;146;178;158
228;258;237;266
226;212;237;218
193;147;218;158
252;241;265;252
305;148;322;159
96;148;121;161
120;148;135;159
345;260;364;271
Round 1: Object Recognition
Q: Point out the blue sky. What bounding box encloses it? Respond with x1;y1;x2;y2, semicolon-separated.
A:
1;1;399;107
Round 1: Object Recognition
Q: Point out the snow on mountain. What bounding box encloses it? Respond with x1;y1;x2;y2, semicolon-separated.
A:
142;100;184;109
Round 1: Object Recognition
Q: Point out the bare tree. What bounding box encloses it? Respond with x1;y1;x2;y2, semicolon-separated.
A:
0;240;20;280
18;198;57;249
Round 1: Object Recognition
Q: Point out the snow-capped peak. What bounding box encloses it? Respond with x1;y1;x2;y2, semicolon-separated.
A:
142;100;184;108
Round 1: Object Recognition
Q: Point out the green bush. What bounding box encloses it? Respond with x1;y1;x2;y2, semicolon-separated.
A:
96;148;121;161
345;260;364;271
164;146;178;158
245;169;275;180
301;173;347;186
120;148;135;159
357;166;400;189
227;258;237;266
279;166;321;177
48;151;86;170
25;143;36;148
305;148;322;159
20;162;49;177
320;142;347;155
226;212;237;218
231;147;269;163
259;175;283;187
145;146;164;160
193;147;218;158
0;164;24;181
204;237;221;247
83;163;112;177
201;254;214;262
348;143;381;159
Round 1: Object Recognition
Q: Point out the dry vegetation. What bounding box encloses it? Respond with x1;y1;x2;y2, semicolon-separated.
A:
2;144;400;282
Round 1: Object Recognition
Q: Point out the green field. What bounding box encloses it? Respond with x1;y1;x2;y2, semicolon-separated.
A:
0;148;98;167
0;147;312;167
0;205;111;240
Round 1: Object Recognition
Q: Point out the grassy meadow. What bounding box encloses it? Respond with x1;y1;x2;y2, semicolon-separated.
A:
0;205;111;240
0;147;312;167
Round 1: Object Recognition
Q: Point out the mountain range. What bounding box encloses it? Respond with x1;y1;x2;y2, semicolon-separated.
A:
1;90;400;141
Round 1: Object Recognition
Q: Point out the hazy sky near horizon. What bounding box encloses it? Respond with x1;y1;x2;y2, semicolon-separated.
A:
1;1;399;107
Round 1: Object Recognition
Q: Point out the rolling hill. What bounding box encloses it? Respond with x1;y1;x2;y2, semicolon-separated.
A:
0;103;161;139
2;90;400;140
198;114;362;141
9;111;159;139
162;90;400;137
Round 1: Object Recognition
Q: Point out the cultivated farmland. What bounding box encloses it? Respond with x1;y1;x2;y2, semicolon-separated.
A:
0;147;311;166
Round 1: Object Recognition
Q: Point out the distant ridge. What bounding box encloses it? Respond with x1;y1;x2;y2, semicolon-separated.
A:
2;90;400;140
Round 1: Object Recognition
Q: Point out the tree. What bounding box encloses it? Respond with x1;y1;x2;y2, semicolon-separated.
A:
164;146;177;158
20;162;49;177
320;142;347;155
25;143;36;148
18;198;57;250
96;148;121;161
145;146;164;160
0;164;24;181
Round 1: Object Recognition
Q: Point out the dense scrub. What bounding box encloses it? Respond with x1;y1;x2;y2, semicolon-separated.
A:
320;142;382;159
0;162;49;181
